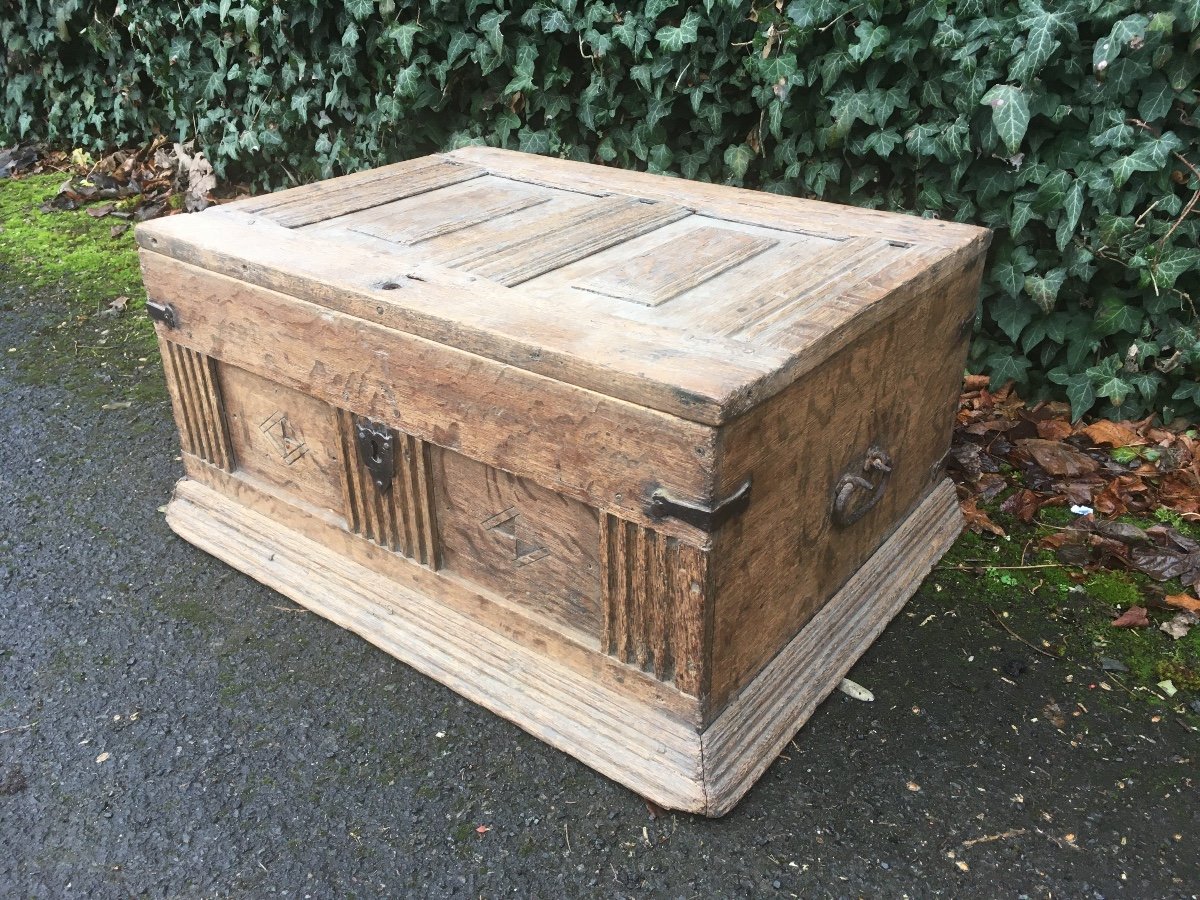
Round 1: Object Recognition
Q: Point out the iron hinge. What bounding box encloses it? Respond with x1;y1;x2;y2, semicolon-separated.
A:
647;479;751;533
146;300;178;329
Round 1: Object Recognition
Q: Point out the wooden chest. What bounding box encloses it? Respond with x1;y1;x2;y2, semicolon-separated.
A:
138;148;989;816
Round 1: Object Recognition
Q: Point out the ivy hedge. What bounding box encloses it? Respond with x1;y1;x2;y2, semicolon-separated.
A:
3;0;1198;420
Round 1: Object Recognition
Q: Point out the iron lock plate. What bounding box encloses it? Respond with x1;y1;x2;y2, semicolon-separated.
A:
354;418;395;492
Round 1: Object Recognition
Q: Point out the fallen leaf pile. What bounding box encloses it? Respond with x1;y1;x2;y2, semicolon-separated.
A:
954;376;1200;526
41;136;217;223
952;376;1200;639
0;142;53;179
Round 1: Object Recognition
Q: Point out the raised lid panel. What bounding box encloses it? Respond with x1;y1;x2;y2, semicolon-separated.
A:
243;157;485;228
574;226;777;307
438;194;690;287
347;181;552;245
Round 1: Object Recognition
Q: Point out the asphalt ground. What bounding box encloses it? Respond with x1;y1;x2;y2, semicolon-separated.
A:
1;281;1198;898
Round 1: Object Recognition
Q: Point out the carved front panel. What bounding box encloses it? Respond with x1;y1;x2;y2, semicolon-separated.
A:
601;515;709;695
433;449;602;641
335;410;440;568
216;364;346;518
161;341;233;471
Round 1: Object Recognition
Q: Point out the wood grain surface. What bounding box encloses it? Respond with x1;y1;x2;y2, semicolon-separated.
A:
139;148;990;423
141;252;720;541
164;474;959;815
705;255;983;715
142;149;989;814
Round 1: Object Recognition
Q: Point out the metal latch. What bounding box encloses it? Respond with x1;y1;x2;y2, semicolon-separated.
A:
646;479;751;533
354;418;395;492
146;300;178;329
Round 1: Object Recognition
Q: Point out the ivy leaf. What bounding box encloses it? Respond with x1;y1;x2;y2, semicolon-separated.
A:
1178;0;1200;30
1025;268;1066;314
849;22;890;62
445;30;476;65
980;84;1030;154
1091;121;1134;150
1110;151;1159;188
1032;170;1070;214
904;122;940;157
345;0;374;22
993;245;1035;298
1173;381;1200;404
1138;74;1174;122
1152;247;1200;290
1128;371;1162;402
477;11;508;57
758;54;797;85
991;294;1033;343
985;352;1032;387
1012;3;1065;83
517;128;552;154
541;10;570;33
394;63;422;98
787;0;840;29
1093;296;1142;337
863;129;901;158
390;23;420;61
647;144;674;172
723;143;754;180
1048;372;1097;420
1090;368;1131;407
655;10;701;52
677;148;708;180
1010;201;1034;237
1094;15;1148;70
1056;181;1084;251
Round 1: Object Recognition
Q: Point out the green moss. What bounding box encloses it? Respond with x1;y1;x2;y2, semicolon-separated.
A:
1038;505;1076;526
1083;571;1142;608
1156;660;1200;692
0;173;160;401
168;598;219;629
0;174;144;296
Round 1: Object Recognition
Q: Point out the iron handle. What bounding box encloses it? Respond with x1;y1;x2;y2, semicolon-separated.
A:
832;446;892;527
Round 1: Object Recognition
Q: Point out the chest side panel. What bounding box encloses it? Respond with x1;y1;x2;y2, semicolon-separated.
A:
705;252;985;717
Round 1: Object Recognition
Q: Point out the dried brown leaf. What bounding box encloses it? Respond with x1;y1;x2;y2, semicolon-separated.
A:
1080;420;1142;448
1111;606;1150;628
1036;419;1074;441
1164;593;1200;614
1000;488;1041;524
961;497;1006;537
1016;439;1101;477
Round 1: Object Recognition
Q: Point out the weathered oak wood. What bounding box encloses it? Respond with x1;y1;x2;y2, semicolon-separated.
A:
141;149;988;816
164;473;959;815
700;479;963;815
140;252;720;540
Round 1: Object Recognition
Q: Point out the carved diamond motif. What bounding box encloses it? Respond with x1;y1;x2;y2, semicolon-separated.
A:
480;507;550;566
259;410;309;465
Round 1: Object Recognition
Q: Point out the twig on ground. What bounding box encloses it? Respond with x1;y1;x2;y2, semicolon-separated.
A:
962;828;1027;849
987;607;1061;659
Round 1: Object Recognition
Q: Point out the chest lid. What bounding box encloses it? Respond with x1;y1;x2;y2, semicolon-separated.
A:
137;147;990;426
